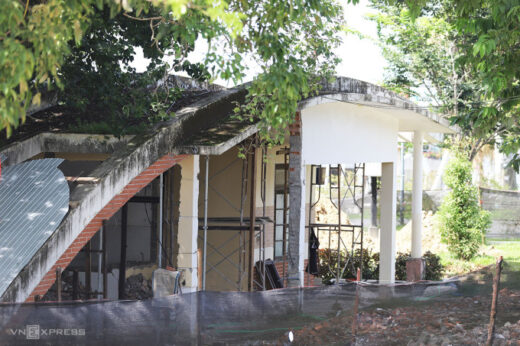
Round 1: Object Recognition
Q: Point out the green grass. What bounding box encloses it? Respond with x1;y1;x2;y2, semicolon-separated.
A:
438;239;520;278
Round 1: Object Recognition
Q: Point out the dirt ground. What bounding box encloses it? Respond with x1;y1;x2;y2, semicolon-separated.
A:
276;287;520;345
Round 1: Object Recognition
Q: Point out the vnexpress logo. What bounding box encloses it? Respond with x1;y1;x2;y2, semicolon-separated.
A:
6;325;85;339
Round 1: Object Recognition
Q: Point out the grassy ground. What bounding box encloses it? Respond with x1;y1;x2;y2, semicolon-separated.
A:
439;239;520;278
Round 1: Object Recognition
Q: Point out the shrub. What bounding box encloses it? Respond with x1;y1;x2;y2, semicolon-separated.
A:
318;249;444;282
318;248;379;284
437;153;491;260
394;251;444;281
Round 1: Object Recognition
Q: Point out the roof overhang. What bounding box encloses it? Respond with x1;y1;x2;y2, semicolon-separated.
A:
299;93;455;135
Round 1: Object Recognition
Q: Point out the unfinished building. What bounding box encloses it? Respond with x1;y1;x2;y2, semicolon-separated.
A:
0;76;455;303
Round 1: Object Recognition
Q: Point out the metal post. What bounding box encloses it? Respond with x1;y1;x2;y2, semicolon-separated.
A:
97;224;103;299
336;164;341;283
159;173;164;268
86;241;91;298
56;267;62;302
72;270;79;300
202;155;209;291
306;165;314;287
261;145;267;290
119;204;128;300
102;220;107;299
360;165;366;279
248;146;257;291
486;256;503;346
239;157;248;290
282;149;288;287
400;142;405;225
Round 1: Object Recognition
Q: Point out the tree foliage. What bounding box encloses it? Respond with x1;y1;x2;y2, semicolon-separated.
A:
373;0;520;169
368;2;518;161
1;0;346;142
437;153;491;260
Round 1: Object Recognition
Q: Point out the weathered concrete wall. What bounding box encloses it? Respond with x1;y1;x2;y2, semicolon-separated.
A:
1;85;252;302
480;187;520;239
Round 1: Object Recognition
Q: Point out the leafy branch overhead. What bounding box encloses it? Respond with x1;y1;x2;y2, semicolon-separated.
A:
1;0;348;141
371;0;520;170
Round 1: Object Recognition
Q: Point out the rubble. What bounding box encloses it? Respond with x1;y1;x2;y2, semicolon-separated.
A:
277;288;520;345
124;273;153;300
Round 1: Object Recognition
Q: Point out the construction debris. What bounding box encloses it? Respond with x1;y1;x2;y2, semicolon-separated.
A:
124;274;153;300
281;288;520;345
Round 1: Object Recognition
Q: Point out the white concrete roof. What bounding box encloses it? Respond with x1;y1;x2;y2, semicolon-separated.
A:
299;77;457;135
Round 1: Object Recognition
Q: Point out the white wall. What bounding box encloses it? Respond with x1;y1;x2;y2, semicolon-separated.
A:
301;102;398;165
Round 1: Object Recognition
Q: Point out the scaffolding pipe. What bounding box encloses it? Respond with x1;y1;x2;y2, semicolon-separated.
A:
248;146;257;291
158;173;164;268
102;220;107;299
118;204;128;300
337;164;341;283
202;155;209;290
400;142;405;225
97;224;103;299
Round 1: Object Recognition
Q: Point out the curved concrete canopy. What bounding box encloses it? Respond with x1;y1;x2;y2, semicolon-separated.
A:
299;77;455;134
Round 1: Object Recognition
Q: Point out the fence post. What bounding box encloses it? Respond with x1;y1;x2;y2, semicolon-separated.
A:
486;256;503;346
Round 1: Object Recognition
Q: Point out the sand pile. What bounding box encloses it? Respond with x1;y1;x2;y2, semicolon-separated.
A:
314;197;447;255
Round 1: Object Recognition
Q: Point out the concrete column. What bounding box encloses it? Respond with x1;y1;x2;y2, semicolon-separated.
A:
177;155;200;292
411;131;424;258
407;131;425;281
288;112;306;287
379;162;396;284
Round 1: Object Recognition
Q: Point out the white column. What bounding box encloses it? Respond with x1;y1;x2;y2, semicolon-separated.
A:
411;131;424;259
379;162;396;283
178;155;200;292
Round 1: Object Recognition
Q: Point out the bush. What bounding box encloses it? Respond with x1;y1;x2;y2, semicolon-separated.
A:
318;248;379;284
437;153;491;260
395;251;444;281
318;249;444;282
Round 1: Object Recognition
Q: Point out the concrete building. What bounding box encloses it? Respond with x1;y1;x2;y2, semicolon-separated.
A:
0;76;455;303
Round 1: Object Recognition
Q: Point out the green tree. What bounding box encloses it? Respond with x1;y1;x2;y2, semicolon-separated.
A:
368;3;514;161
374;0;520;170
437;153;491;260
1;0;348;142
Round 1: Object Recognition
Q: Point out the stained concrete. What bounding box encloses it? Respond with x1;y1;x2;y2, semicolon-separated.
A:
0;75;455;302
0;84;253;302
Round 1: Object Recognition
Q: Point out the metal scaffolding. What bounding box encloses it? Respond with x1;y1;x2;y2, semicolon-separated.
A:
199;139;269;291
307;163;366;283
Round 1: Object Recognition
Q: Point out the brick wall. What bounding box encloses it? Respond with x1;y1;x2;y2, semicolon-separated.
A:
26;154;187;302
274;259;317;287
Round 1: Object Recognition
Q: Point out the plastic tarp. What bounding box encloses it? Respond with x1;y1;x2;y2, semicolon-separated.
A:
0;281;462;345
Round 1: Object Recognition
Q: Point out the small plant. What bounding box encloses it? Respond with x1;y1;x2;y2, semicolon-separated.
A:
437;153;491;260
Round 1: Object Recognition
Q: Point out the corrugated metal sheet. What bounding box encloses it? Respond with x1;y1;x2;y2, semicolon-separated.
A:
0;159;69;296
